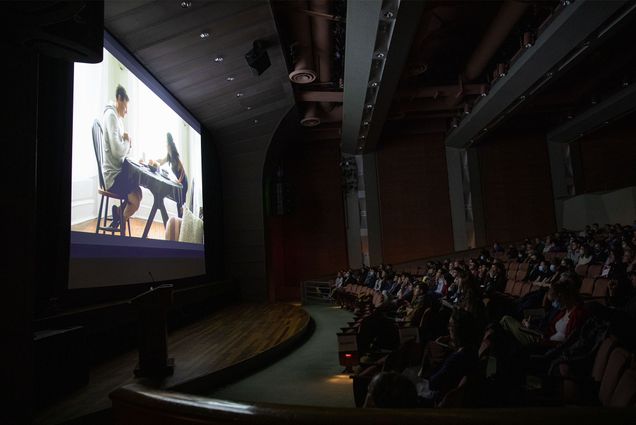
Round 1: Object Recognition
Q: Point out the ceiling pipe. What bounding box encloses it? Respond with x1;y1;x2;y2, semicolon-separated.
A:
300;104;343;127
287;0;317;84
300;102;321;127
462;0;529;82
309;0;334;115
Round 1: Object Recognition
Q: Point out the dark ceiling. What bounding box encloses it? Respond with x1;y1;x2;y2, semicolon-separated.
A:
105;0;293;132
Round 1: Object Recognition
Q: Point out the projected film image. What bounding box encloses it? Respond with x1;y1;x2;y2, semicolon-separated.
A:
69;47;205;288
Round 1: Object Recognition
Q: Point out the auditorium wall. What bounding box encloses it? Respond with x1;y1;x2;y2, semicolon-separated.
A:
268;138;349;300
477;129;556;244
576;111;636;194
376;132;454;264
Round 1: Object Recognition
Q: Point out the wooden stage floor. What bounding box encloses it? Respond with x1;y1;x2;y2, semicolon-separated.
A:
34;303;310;425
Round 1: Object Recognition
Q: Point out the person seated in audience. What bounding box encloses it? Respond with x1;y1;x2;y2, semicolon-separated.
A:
493;241;505;253
542;236;556;254
526;257;550;282
499;278;587;349
429;268;450;299
506;244;518;261
364;267;376;287
364;371;418;408
576;245;594;267
482;262;505;294
600;247;626;279
414;308;480;406
566;241;581;264
329;271;345;299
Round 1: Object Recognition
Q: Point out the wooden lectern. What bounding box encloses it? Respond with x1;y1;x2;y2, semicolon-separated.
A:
130;284;174;377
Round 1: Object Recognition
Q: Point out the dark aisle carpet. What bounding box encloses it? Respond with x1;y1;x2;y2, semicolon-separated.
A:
207;304;355;407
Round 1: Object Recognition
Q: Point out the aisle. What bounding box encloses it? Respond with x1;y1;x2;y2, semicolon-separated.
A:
207;304;355;407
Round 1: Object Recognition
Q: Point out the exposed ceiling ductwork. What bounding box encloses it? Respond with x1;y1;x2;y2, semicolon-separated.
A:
286;0;317;84
462;0;529;82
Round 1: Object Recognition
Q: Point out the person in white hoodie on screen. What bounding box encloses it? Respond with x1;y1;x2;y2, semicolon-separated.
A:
102;84;142;229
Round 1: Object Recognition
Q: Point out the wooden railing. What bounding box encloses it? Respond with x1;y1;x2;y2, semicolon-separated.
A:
110;384;636;425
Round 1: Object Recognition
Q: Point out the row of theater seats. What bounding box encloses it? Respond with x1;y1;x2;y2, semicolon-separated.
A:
502;259;610;303
560;335;636;406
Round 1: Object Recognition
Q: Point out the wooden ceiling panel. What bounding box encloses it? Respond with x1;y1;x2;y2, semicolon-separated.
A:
105;0;293;140
133;5;271;63
107;1;258;53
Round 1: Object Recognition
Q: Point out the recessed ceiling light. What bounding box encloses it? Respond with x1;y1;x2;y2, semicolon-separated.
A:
384;11;394;19
180;1;192;9
520;95;526;101
200;32;210;39
213;56;224;63
359;135;366;140
226;76;235;81
363;121;370;126
375;52;385;59
235;92;243;97
254;119;259;124
365;104;373;110
246;106;252;110
369;81;378;88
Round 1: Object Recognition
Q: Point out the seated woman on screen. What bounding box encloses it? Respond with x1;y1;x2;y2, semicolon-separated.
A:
149;132;188;217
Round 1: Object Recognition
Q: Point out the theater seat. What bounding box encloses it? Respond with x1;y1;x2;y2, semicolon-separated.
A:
437;376;468;408
587;264;602;278
609;367;636;407
580;278;595;297
598;347;632;406
575;263;589;278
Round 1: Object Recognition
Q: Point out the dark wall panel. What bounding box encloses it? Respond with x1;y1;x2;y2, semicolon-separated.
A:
275;139;348;300
377;133;454;264
577;111;636;193
478;131;556;244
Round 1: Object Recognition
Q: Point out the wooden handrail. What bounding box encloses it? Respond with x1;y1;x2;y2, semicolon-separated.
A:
110;383;636;425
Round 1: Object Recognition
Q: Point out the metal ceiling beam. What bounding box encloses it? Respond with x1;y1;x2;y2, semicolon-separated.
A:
341;0;425;155
445;0;629;148
547;83;636;143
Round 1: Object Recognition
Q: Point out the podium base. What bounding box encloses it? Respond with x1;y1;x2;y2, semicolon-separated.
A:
134;357;175;378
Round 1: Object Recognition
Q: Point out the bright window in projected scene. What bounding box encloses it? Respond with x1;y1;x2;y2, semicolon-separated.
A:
69;47;205;289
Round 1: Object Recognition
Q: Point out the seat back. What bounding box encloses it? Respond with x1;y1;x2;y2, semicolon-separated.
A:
599;347;631;406
437;376;468;408
504;279;515;295
518;262;529;272
514;270;526;281
91;119;106;190
511;281;523;297
575;263;589;278
592;278;610;299
580;278;595;296
592;336;618;382
609;368;636;407
587;264;602;278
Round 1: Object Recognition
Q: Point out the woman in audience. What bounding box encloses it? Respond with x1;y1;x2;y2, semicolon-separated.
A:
415;308;480;406
499;278;587;348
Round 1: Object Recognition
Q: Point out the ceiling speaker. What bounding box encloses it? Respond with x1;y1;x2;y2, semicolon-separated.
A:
245;40;271;76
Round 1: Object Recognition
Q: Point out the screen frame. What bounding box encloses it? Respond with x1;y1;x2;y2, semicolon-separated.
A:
35;31;222;315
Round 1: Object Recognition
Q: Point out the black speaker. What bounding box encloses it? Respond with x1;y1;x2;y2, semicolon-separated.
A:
245;40;271;76
0;1;104;63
